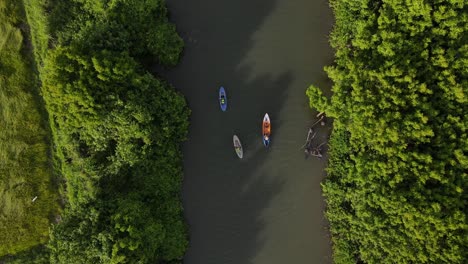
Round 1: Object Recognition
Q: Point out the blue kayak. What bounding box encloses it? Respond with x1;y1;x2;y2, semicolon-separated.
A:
219;86;227;112
219;86;227;111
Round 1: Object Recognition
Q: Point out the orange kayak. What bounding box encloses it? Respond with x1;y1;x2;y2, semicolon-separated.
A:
262;113;271;147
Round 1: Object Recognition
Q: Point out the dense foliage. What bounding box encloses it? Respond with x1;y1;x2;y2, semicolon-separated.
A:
0;0;59;257
43;47;189;263
307;0;467;263
0;245;50;264
19;0;190;263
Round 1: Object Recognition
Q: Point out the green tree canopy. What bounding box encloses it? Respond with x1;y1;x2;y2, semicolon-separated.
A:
308;0;467;263
15;0;190;262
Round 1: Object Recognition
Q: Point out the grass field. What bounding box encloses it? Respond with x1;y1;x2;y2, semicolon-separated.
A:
22;0;49;67
0;0;59;257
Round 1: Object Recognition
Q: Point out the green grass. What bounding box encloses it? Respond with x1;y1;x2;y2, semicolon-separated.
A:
0;0;59;257
22;0;49;67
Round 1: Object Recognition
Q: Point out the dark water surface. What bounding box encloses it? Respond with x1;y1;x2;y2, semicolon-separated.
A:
159;0;334;263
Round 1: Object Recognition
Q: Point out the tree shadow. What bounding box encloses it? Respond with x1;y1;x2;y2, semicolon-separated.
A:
153;0;334;263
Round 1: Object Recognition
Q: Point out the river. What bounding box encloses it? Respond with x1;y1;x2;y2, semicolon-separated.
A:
159;0;334;263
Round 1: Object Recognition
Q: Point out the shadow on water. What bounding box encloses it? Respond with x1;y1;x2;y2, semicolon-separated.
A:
153;0;334;263
172;71;292;264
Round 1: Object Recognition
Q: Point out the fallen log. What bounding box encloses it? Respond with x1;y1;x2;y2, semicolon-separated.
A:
310;115;324;128
300;128;316;149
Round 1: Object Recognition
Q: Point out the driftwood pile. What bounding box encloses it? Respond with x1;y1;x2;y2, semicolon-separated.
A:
301;112;326;159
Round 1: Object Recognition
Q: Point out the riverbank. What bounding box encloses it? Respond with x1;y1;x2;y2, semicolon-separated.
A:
0;0;59;256
3;0;190;262
308;0;467;263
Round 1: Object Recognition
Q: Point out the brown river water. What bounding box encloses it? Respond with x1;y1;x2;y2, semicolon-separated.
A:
157;0;335;263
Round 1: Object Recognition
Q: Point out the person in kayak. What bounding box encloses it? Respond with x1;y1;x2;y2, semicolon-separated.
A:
264;122;270;140
234;142;240;149
220;96;225;104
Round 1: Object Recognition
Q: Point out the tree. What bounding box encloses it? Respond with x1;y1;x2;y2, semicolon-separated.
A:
309;0;468;263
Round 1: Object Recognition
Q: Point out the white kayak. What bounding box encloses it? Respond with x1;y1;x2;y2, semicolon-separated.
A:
233;135;243;159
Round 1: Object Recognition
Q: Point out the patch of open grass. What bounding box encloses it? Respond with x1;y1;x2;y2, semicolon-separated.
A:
0;0;59;257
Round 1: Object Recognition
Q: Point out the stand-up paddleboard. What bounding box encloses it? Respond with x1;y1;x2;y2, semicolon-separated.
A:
233;135;243;159
219;86;227;111
262;113;271;147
